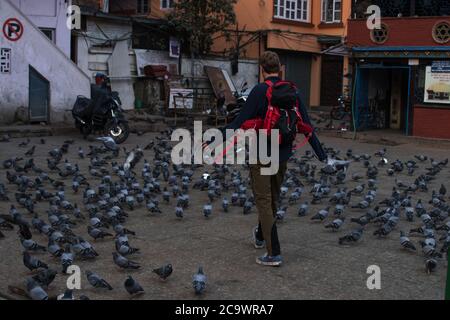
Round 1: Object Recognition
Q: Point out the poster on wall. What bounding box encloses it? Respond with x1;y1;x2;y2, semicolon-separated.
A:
424;61;450;104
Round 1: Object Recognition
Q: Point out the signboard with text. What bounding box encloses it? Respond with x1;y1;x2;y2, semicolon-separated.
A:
424;61;450;104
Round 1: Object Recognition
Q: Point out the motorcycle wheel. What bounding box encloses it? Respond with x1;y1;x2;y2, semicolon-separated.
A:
106;120;129;144
330;107;345;121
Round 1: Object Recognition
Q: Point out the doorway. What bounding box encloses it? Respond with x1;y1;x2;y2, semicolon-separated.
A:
354;65;411;134
320;54;344;107
29;66;50;123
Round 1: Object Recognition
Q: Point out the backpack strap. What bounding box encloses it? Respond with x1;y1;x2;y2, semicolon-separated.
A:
265;80;275;103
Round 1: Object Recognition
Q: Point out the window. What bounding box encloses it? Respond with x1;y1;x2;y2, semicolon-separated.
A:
137;0;149;14
39;28;55;43
273;0;310;22
322;0;341;23
161;0;174;10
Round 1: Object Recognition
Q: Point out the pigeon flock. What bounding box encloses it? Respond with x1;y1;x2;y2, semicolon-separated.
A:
0;130;449;299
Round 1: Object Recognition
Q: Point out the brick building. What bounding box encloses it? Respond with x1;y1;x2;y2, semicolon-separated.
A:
347;0;450;139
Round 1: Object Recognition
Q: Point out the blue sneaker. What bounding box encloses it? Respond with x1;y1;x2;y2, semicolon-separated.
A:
256;254;283;267
252;226;265;249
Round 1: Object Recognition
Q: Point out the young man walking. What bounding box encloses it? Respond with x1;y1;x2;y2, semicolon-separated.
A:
224;51;327;266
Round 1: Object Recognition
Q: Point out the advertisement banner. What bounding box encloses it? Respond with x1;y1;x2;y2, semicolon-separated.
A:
424;61;450;104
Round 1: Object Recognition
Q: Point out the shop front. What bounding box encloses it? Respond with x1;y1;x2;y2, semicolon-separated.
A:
351;47;450;139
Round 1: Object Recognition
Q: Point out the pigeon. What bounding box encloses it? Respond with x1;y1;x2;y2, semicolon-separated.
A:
203;202;212;218
222;197;229;212
26;278;48;300
86;271;113;290
325;217;345;231
47;239;64;258
175;206;184;218
297;202;309;217
339;227;364;245
153;264;173;280
193;266;207;295
97;136;118;152
244;200;253;215
400;231;416;251
20;237;46;252
88;226;113;240
311;207;330;221
23;251;48;271
425;258;437;274
112;252;141;269
58;289;75;300
61;244;74;274
25;145;36;157
32;268;57;288
0;218;14;230
124;275;144;295
116;242;140;256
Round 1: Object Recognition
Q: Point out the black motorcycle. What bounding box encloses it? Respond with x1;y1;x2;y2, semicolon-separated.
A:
72;85;130;144
222;82;249;123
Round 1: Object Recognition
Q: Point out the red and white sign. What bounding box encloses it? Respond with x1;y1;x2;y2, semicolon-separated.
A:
3;18;24;42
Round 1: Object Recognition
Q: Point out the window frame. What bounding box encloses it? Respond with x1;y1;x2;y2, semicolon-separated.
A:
39;28;56;43
321;0;342;24
160;0;174;10
136;0;149;15
273;0;311;23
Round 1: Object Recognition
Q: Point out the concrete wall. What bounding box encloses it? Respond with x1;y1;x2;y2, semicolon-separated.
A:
0;0;90;123
9;0;72;57
181;56;259;91
75;17;135;80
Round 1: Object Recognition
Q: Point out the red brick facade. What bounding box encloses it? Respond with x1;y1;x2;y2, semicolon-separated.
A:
347;17;450;47
413;106;450;139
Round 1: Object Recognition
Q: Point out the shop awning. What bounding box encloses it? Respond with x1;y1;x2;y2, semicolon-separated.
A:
321;43;350;56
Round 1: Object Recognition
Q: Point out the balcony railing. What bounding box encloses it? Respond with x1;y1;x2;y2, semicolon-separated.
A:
352;0;450;18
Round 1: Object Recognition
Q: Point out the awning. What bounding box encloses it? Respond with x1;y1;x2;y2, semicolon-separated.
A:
321;43;350;56
351;46;450;59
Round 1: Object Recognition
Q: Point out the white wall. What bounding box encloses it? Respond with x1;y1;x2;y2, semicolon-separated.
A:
182;56;260;91
0;0;90;123
135;49;259;90
9;0;72;57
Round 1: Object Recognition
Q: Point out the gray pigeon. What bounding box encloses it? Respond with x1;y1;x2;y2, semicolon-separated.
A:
113;252;140;269
23;251;48;271
124;276;144;295
32;268;57;288
20;237;46;252
339;227;364;245
311;207;330;221
425;258;437;274
61;244;74;274
298;202;309;216
193;266;207;295
86;271;113;290
97;136;118;151
203;202;212;218
26;278;48;300
325;218;345;231
400;231;416;251
153;264;173;280
88;226;113;240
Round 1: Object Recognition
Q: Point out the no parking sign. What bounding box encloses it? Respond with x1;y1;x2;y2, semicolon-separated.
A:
2;18;23;42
